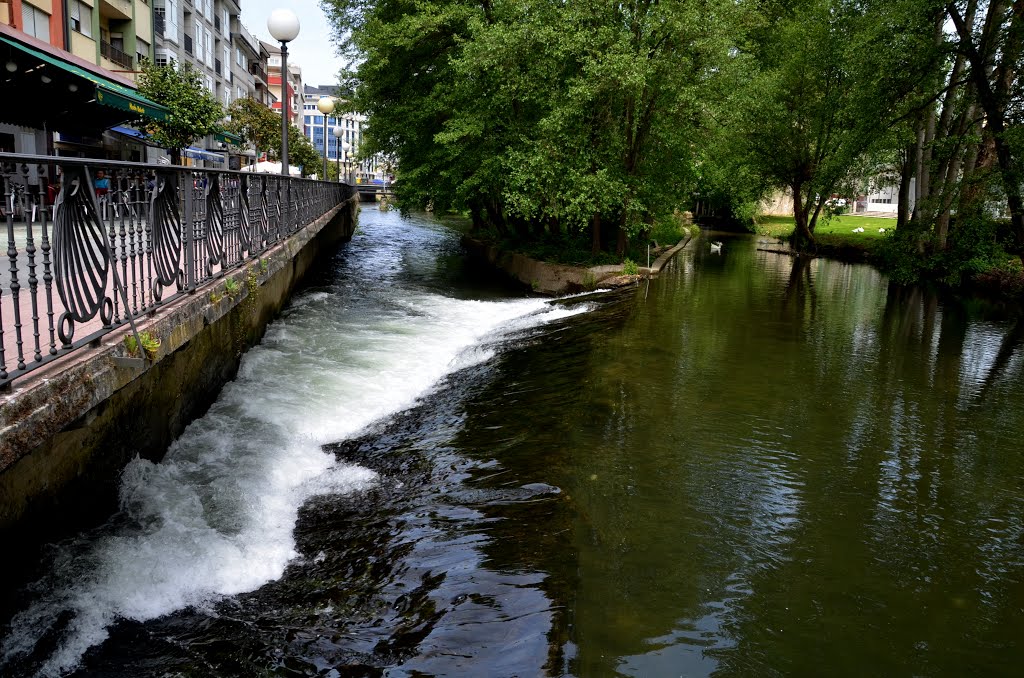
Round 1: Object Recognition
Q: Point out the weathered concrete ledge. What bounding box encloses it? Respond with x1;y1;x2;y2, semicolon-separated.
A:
461;234;693;295
0;195;360;537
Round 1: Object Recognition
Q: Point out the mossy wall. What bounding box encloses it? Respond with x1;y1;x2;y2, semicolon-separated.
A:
0;197;359;548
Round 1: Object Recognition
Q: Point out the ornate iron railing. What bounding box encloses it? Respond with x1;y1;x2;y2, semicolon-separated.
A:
0;153;351;388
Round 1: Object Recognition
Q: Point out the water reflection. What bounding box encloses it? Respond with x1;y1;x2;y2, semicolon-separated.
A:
5;222;1023;676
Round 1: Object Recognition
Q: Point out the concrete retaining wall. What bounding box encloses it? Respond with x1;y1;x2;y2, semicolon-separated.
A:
461;235;692;295
0;196;360;540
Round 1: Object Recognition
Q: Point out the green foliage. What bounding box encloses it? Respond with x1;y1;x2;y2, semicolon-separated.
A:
650;218;684;247
135;61;224;161
225;97;280;158
124;330;161;360
224;278;240;297
325;0;737;248
877;214;1008;286
285;124;321;177
622;258;639;276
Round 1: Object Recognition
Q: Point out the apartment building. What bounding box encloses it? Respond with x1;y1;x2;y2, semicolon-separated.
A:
152;0;253;165
2;0;166;157
263;39;301;127
301;85;380;183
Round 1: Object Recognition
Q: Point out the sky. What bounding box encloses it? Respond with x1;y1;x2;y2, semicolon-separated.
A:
240;0;345;88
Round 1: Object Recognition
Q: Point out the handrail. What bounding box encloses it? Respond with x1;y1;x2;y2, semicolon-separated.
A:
1;153;352;388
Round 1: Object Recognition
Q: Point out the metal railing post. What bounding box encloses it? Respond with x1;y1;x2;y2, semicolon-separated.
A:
183;168;196;292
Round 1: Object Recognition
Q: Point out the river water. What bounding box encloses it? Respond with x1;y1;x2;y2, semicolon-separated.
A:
1;207;1023;677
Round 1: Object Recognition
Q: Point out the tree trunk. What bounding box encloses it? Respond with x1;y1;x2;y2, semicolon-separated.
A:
948;0;1024;264
912;120;925;223
897;145;914;231
616;214;628;258
547;214;560;237
591;212;602;257
469;203;485;233
791;183;814;249
486;200;507;237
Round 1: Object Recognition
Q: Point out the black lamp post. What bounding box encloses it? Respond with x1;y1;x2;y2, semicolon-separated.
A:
333;126;342;181
267;9;299;176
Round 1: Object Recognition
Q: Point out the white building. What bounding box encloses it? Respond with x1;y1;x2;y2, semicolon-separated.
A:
302;85;381;183
152;0;252;167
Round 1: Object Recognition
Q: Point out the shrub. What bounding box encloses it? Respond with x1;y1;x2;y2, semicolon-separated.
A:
623;258;639;276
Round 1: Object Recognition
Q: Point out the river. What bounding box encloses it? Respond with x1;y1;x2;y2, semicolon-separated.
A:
1;206;1022;676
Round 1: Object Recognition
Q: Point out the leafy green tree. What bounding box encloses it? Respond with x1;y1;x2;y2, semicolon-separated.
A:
946;0;1024;264
134;61;224;165
325;0;735;257
283;124;320;177
225;97;281;161
727;0;941;249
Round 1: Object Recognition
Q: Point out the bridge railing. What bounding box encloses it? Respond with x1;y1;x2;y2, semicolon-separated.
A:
0;152;353;389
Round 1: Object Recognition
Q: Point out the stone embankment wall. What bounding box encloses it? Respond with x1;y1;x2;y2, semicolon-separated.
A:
462;235;692;295
0;196;360;540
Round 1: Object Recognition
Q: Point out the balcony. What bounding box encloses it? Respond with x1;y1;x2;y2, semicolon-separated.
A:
155;11;165;37
184;34;193;55
99;0;133;21
215;59;222;77
214;16;221;33
101;41;134;69
249;63;268;83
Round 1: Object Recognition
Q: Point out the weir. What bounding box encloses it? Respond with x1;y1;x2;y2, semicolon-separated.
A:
0;152;358;541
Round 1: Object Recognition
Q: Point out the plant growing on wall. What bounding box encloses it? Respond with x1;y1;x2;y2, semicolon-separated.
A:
124;331;161;361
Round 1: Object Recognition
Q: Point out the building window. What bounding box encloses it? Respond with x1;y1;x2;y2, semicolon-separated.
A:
22;4;51;43
69;0;92;38
136;37;150;64
154;49;171;67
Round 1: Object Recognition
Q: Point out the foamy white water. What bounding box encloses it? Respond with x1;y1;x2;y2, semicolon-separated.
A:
0;209;594;677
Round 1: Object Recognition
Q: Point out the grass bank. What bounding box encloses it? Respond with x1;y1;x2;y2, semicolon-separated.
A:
753;215;1024;301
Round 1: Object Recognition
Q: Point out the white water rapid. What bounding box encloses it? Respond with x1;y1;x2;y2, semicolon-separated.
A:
0;209;592;677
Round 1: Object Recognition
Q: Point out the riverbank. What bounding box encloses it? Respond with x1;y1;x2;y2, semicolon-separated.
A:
752;215;1024;304
461;234;693;295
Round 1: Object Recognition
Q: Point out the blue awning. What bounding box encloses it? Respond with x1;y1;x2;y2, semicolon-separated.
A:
184;147;224;163
109;125;148;140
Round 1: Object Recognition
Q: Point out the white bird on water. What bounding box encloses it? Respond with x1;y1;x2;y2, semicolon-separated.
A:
710;241;723;253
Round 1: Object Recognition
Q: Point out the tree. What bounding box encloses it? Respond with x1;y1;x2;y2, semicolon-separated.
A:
225;97;280;162
728;0;941;249
284;124;321;177
325;0;735;257
946;0;1024;264
134;61;224;165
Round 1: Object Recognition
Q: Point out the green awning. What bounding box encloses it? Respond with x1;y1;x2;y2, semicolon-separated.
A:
0;36;169;123
214;130;242;145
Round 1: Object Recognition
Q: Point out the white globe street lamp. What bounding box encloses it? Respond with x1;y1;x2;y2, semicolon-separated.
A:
332;126;343;181
267;9;300;176
317;97;335;181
